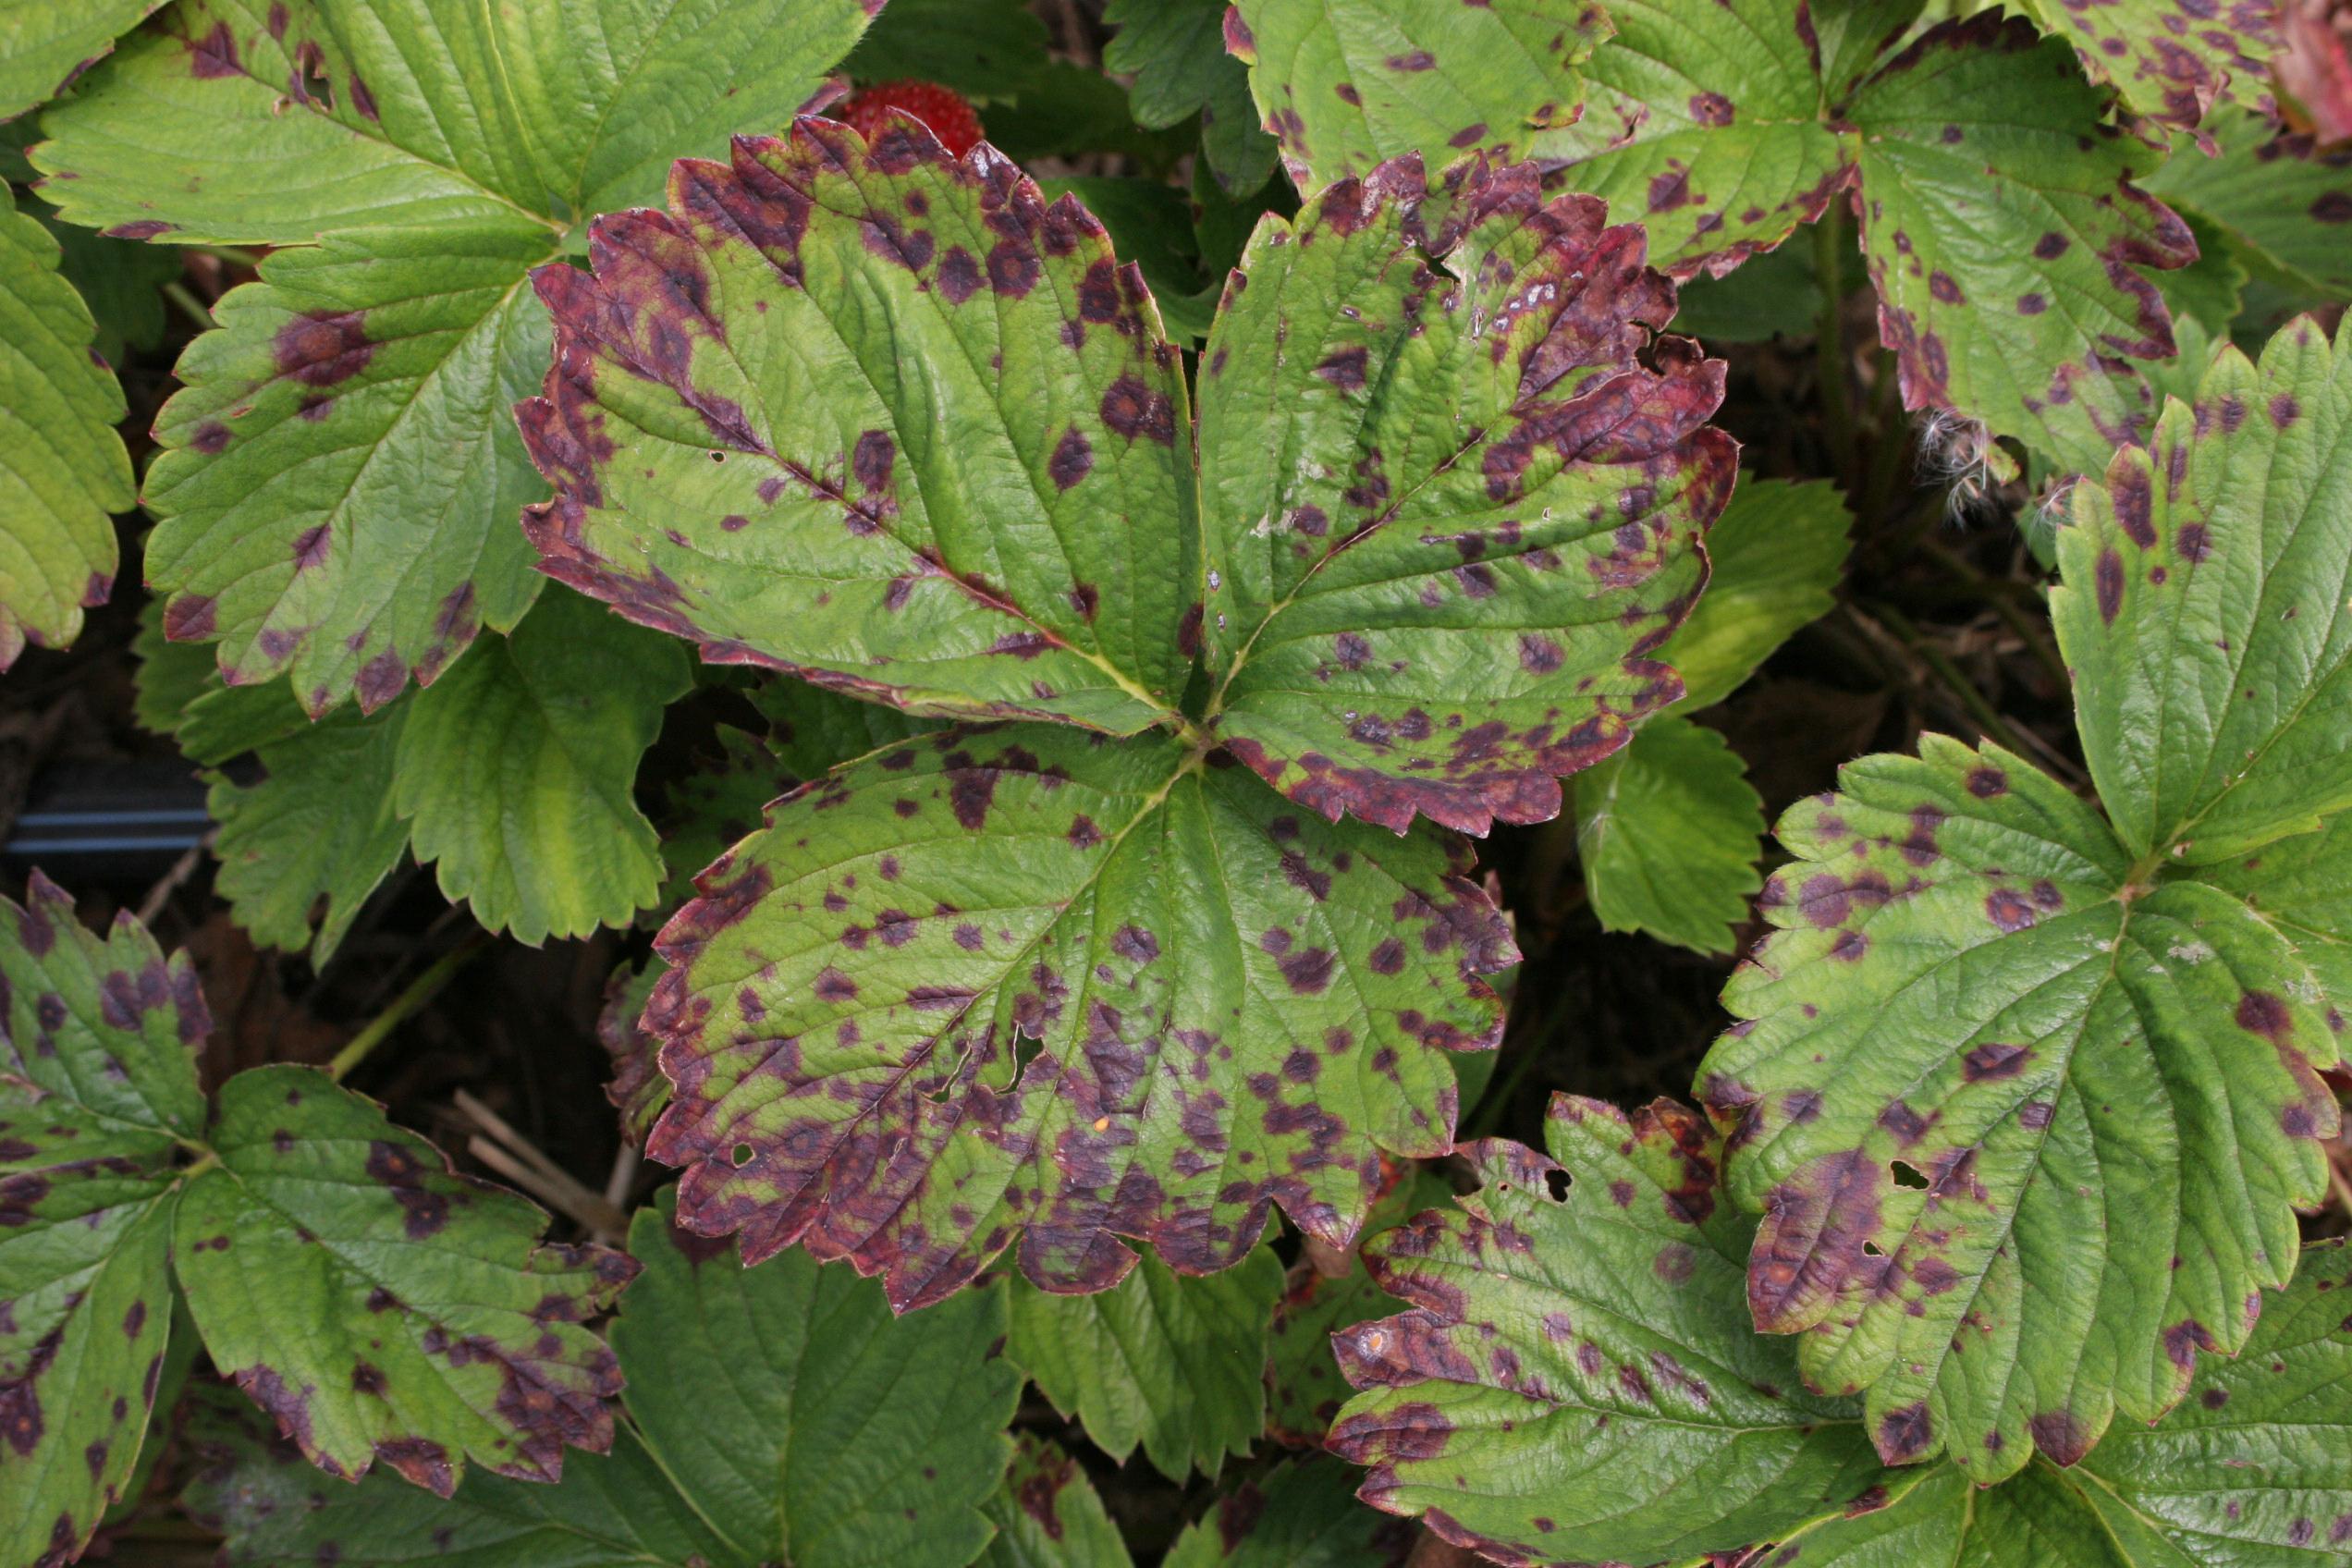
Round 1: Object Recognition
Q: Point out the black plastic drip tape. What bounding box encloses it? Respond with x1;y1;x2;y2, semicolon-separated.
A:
4;764;218;884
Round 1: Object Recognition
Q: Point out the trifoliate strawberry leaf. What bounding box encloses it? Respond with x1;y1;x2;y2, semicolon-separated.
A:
1007;1242;1284;1480
392;591;692;946
1660;476;1850;711
1847;16;2199;478
1263;1163;1450;1447
519;118;1197;737
611;1190;1021;1568
0;0;162;119
1166;1458;1416;1566
0;874;202;1568
174;1063;637;1493
181;1384;739;1568
1196;163;1733;835
1328;1096;1883;1564
1762;1239;2352;1566
643;722;1513;1309
1700;725;2339;1477
2015;0;2276;131
2147;114;2352;300
207;701;409;964
978;1435;1137;1568
0;185;132;669
1574;715;1764;955
1103;0;1279;196
2052;314;2352;864
1221;0;1609;195
34;0;876;712
141;224;556;715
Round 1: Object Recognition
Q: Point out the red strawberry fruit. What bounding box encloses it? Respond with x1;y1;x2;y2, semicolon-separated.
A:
839;80;986;157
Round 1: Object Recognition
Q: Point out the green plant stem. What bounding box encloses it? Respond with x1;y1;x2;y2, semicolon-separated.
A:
1915;537;2071;693
162;279;213;329
1867;601;2035;757
326;932;492;1081
1813;211;1858;484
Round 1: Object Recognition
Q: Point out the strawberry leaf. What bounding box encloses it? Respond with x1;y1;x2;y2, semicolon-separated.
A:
977;1435;1137;1568
392;591;691;945
1574;715;1764;955
35;0;876;712
644;722;1513;1309
175;1064;636;1493
611;1189;1021;1568
1328;1096;1883;1564
0;0;162;119
1103;0;1278;195
1768;1239;2352;1565
1221;0;1609;195
2015;0;2276;131
1658;475;1849;712
1007;1243;1284;1479
2147;112;2352;300
519;119;1197;735
1196;164;1733;835
0;186;132;669
0;874;202;1568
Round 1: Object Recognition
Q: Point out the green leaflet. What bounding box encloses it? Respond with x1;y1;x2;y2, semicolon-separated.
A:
1166;1459;1415;1566
747;674;944;781
393;591;692;945
142;224;555;715
1769;1240;2352;1566
0;882;636;1529
2014;0;2275;132
35;0;876;712
0;0;160;119
41;206;179;365
612;1191;1021;1568
977;1436;1136;1568
1103;0;1278;196
1542;4;2198;476
1328;1096;1884;1565
175;1064;634;1491
0;185;132;669
2204;813;2352;1011
1222;0;1608;194
1007;1243;1285;1480
2052;315;2352;864
1660;475;1850;712
1575;716;1764;955
652;725;789;918
1196;162;1732;835
2147;112;2352;300
0;876;199;1568
645;723;1512;1308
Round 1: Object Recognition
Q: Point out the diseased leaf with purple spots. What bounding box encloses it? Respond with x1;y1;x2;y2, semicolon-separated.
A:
644;723;1513;1310
0;0;162;120
519;116;1197;737
1223;0;1610;195
1196;160;1733;836
2015;0;2277;132
34;0;879;712
1166;1458;1415;1567
173;1064;637;1496
391;590;692;946
181;1380;738;1568
1701;728;2338;1479
1762;1240;2352;1566
1846;15;2199;477
612;1189;1020;1568
1006;1241;1284;1479
140;225;557;717
0;874;202;1568
977;1434;1136;1568
597;960;668;1148
2054;315;2352;864
2147;110;2352;300
1326;1096;1884;1564
0;185;133;670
